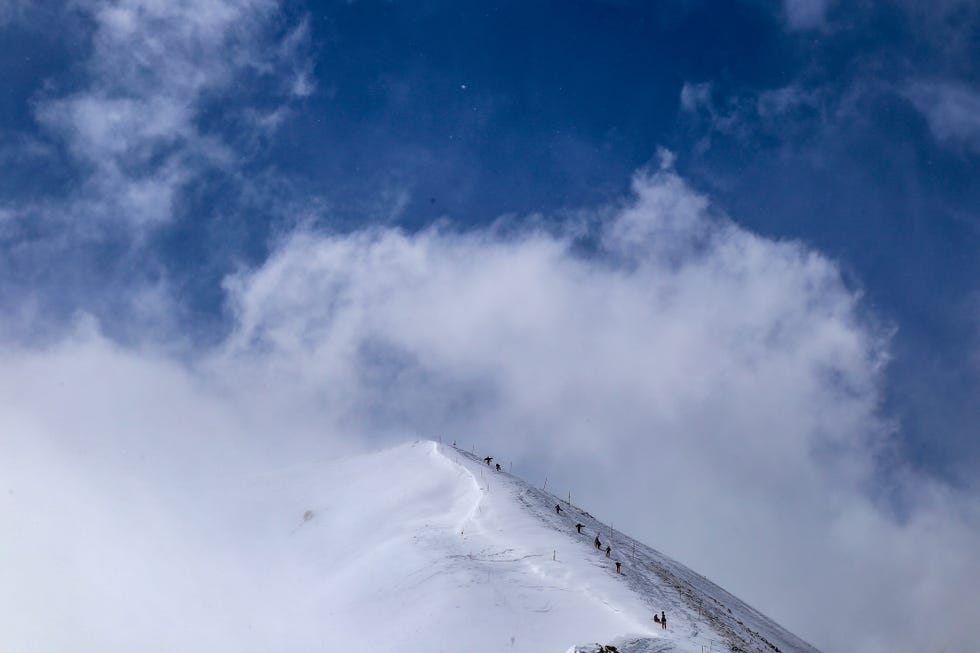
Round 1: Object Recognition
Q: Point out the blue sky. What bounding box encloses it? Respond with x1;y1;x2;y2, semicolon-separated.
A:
1;2;978;651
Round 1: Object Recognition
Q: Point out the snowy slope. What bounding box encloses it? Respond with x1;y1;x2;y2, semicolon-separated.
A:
283;440;660;652
0;439;821;653
435;442;821;653
298;440;821;653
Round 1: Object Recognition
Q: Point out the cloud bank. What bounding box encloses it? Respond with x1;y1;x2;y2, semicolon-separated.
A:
4;163;978;653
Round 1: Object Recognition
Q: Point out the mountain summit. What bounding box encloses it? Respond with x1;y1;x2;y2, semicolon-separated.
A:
307;440;820;653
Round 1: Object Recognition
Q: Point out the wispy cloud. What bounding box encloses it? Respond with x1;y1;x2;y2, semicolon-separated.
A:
20;0;309;232
679;81;826;150
782;0;830;30
905;80;980;153
0;0;313;340
0;0;24;25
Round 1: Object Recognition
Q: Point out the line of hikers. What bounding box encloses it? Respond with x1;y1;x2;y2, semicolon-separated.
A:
464;444;667;632
556;505;623;574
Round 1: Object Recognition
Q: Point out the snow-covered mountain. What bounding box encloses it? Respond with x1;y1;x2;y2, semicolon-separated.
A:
299;440;819;653
2;439;821;653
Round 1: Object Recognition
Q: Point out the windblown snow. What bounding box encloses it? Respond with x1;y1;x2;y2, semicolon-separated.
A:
1;440;820;653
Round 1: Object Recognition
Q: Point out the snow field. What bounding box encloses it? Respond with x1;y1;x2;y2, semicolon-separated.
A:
0;438;817;653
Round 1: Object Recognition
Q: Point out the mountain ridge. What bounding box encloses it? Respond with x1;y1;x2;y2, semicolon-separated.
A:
440;440;821;653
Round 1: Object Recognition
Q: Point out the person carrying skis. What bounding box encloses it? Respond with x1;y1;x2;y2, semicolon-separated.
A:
594;536;601;550
484;456;493;465
575;523;584;533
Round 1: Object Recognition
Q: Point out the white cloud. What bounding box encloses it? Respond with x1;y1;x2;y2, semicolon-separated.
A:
679;81;824;148
905;80;980;153
25;0;309;230
680;81;712;113
0;328;366;652
212;167;977;652
783;0;830;30
3;165;979;653
756;84;811;117
279;16;316;98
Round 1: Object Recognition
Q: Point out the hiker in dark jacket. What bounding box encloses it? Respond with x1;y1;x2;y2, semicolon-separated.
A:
575;522;584;533
483;456;493;465
615;561;621;574
594;536;601;550
661;611;667;629
605;545;611;558
495;463;501;471
555;503;562;515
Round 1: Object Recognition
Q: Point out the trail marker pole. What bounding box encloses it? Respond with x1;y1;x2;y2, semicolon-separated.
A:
543;477;548;491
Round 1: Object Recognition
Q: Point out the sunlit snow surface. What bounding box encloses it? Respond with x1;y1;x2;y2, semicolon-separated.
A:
1;440;820;653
